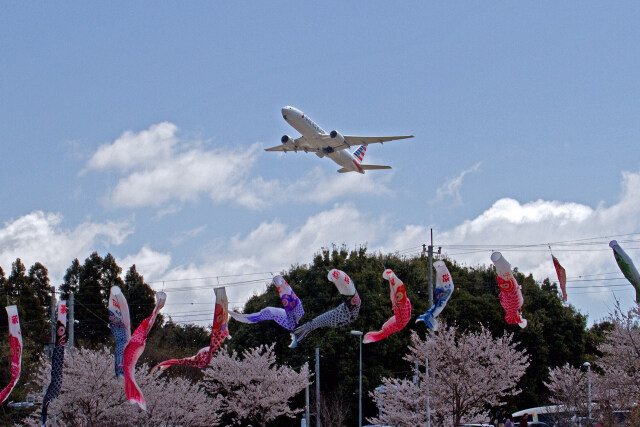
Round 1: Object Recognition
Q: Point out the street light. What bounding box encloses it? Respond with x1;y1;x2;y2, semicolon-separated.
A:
351;330;363;427
583;362;591;422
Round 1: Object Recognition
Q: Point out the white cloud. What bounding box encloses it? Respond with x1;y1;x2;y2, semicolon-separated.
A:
86;122;394;211
109;169;640;325
118;245;172;281
169;226;207;246
106;144;263;209
136;203;388;321
86;122;179;171
391;170;640;323
435;162;482;203
0;211;132;284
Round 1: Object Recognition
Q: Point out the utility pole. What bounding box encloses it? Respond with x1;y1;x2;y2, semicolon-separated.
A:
425;358;431;427
315;348;321;427
305;381;310;427
50;286;56;359
427;229;434;308
68;293;74;350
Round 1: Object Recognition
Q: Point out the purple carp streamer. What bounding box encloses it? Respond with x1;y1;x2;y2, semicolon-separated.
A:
229;276;304;330
123;291;166;410
152;287;230;372
290;269;360;348
363;270;411;343
610;240;640;301
108;286;131;382
41;300;67;426
417;260;454;330
0;306;22;404
491;252;527;328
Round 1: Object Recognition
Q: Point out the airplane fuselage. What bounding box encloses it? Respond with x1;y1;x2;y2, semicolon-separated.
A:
281;106;365;173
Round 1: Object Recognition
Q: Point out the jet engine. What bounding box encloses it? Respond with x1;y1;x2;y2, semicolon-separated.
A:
281;135;293;144
330;130;346;145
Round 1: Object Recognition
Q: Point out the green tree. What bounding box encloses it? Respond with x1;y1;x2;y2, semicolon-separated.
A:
122;264;157;328
28;262;51;310
8;259;49;345
60;258;81;300
228;247;593;425
75;252;110;346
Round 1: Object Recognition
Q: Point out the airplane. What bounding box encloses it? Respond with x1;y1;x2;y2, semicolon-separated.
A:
265;106;414;174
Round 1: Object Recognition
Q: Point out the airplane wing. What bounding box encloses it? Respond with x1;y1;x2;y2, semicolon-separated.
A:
323;134;414;151
265;134;414;152
343;135;414;146
264;136;319;153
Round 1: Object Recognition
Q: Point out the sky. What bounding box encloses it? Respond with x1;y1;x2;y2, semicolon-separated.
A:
1;2;640;326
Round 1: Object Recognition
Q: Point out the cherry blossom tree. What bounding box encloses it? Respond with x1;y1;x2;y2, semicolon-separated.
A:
369;377;428;426
369;325;529;427
545;306;640;426
597;306;640;399
203;343;310;427
544;363;589;422
23;347;222;426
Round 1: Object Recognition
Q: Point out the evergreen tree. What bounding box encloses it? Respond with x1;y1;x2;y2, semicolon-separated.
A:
28;262;51;309
101;253;124;304
76;252;110;346
122;264;157;328
60;258;81;300
0;266;7;330
228;247;592;425
8;259;49;345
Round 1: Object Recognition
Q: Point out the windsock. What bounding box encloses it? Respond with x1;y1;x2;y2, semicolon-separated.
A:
0;306;22;403
229;276;304;330
152;287;230;373
123;291;165;410
491;252;527;328
290;269;360;348
108;286;131;382
363;270;411;343
417;260;454;330
610;240;640;302
41;300;68;426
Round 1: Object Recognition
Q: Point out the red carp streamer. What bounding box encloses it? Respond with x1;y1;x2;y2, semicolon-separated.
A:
363;270;412;343
0;306;22;403
123;291;166;410
152;287;229;373
552;255;567;302
491;252;527;328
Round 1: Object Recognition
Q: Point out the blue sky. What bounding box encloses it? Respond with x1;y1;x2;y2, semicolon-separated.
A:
1;2;639;325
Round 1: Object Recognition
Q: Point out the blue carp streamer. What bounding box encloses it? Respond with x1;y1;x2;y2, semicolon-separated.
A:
41;301;67;426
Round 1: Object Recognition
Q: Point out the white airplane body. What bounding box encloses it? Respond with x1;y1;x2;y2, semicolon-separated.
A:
265;106;414;173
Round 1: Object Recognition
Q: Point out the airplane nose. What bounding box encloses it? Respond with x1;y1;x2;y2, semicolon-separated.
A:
282;106;294;121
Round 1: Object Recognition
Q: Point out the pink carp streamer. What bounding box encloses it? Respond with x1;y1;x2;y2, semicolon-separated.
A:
0;306;22;403
491;252;527;328
552;255;567;302
152;287;229;373
123;291;166;410
364;270;411;343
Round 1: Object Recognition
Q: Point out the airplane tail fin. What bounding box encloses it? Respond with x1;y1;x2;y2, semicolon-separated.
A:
352;144;368;163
